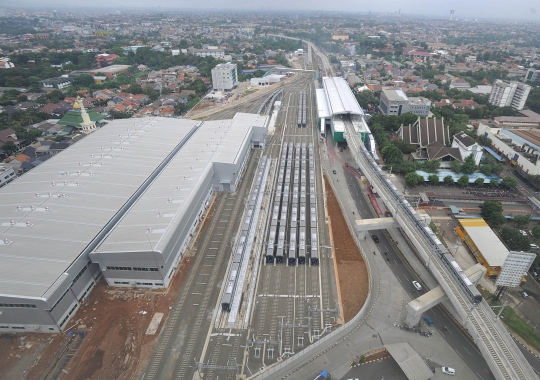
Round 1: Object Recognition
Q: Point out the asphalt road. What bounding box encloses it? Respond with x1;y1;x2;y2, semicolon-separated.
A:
323;136;497;379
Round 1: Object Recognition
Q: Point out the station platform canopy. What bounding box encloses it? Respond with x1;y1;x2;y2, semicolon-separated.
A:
318;77;364;117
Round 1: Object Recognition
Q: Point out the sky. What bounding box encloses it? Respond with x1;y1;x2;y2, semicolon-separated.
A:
11;0;540;21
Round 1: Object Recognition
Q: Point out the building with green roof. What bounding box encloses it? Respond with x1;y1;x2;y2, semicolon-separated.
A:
57;98;106;133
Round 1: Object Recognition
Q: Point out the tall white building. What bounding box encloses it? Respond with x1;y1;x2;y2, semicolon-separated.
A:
211;63;238;92
488;80;531;110
526;68;540;82
379;89;431;117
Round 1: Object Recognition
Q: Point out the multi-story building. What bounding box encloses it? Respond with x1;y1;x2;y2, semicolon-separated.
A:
95;53;119;68
192;48;225;59
379;89;431;117
525;68;540;82
477;123;540;176
379;89;410;116
39;76;74;89
0;166;16;187
406;97;431;117
451;131;483;165
211;63;238;91
488;80;531;110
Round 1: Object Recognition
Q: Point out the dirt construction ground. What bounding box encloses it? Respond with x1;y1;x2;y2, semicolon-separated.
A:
324;176;369;322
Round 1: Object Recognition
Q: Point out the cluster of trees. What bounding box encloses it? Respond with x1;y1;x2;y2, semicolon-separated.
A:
449;154;478;175
500;227;533;251
526;88;540;114
480;200;507;227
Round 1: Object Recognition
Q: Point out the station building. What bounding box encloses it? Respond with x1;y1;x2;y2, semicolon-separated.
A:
316;77;376;157
455;218;509;277
0;113;268;333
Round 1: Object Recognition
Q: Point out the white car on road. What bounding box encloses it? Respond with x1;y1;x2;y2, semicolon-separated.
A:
442;367;455;375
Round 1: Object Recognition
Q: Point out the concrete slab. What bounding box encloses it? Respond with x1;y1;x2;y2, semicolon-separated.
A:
145;312;164;335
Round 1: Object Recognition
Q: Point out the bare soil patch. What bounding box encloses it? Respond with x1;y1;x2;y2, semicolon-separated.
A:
325;175;369;322
21;197;219;380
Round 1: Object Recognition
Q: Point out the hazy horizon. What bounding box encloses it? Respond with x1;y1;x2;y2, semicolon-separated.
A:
3;0;540;22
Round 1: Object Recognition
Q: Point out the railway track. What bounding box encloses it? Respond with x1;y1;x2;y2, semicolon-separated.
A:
178;71;338;379
142;151;260;380
243;71;339;377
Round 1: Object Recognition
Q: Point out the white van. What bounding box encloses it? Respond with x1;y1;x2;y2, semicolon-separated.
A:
531;244;539;249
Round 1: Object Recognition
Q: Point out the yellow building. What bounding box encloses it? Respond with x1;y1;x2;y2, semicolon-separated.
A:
331;34;349;41
456;218;509;277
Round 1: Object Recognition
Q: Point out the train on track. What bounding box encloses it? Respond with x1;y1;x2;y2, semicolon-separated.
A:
221;158;269;311
364;152;482;304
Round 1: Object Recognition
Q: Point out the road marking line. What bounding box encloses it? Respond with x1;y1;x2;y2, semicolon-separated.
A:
477;373;485;380
403;274;409;281
454;348;463;358
463;346;471;355
438;329;445;337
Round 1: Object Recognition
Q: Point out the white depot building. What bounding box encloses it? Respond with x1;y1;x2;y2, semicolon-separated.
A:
488;80;531;110
211;63;239;92
0;113;267;333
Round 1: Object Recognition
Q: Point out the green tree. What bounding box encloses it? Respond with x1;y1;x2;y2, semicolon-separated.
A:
450;160;462;174
127;83;144;94
405;172;423;188
514;214;532;228
500;227;530;251
355;90;374;109
2;141;17;155
72;74;95;87
489;212;506;227
422;159;441;173
490;178;500;188
501;176;517;189
479;200;503;219
532;225;540;239
461;153;477;174
474;177;485;187
457;175;469;187
428;174;439;185
444;175;454;186
382;144;402;165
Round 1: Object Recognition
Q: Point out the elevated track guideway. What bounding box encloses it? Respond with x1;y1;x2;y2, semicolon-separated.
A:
342;115;537;380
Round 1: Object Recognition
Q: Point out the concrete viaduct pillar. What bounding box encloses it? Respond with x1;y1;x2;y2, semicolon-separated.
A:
404;263;487;327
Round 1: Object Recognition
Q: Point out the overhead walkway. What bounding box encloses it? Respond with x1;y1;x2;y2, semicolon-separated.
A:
343;114;537;380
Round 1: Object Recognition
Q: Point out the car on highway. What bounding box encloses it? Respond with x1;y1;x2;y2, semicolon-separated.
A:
412;281;423;291
519;230;528;236
332;169;336;174
442;367;455;375
520;291;529;299
371;234;379;243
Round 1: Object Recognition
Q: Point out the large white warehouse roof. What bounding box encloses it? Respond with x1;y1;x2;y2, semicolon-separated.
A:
0;113;267;299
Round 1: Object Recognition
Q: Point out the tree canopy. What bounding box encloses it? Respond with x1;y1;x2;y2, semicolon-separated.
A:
500;227;530;251
460;154;477;175
479;200;503;219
